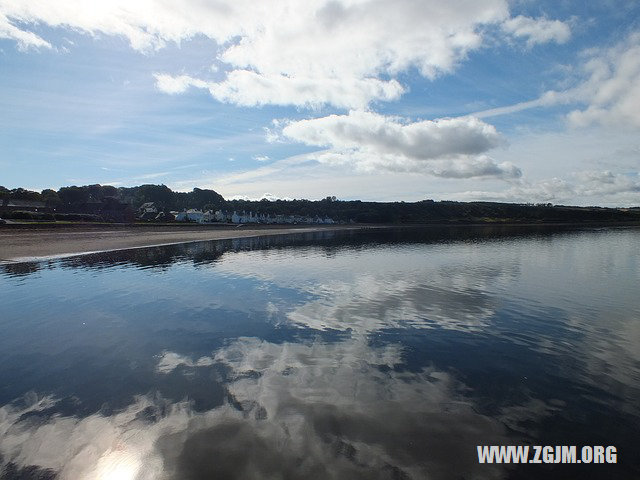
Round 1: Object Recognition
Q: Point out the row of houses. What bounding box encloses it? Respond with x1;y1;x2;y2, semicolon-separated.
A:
138;202;338;224
173;208;336;225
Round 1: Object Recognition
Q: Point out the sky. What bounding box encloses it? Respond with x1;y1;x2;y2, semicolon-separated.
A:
1;0;639;206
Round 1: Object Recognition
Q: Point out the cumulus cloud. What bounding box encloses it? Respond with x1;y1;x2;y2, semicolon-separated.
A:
502;15;571;47
154;72;404;109
0;1;569;108
280;110;518;179
567;32;640;129
282;112;501;157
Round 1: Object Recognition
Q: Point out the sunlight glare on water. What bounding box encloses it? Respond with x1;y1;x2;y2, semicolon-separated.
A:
95;448;141;480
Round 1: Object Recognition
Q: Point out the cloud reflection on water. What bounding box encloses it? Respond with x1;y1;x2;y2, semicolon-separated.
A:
1;227;639;478
209;242;521;334
1;336;513;480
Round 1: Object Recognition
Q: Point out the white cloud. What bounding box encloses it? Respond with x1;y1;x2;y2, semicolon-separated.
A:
472;90;566;118
0;1;569;109
502;15;571;47
575;170;640;197
155;70;404;109
457;171;640;205
567;32;640;129
429;156;521;179
282;111;501;158
0;13;51;50
216;1;507;80
171;125;639;205
280;110;518;179
153;73;207;95
458;178;575;204
211;72;405;109
259;192;292;201
252;155;270;162
473;31;640;131
0;1;219;52
226;192;292;201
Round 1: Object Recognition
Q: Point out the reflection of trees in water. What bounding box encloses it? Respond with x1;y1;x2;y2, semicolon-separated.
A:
0;224;592;278
1;461;57;480
0;261;44;277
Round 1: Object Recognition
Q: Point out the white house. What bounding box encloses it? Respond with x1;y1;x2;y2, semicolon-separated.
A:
177;208;335;225
175;209;205;222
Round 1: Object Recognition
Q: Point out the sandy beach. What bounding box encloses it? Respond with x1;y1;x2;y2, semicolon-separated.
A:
0;224;363;263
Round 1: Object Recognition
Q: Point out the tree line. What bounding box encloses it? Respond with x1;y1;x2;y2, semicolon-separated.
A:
1;184;639;224
0;184;225;212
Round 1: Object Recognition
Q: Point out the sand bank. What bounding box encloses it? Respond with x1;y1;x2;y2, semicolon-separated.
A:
0;224;362;263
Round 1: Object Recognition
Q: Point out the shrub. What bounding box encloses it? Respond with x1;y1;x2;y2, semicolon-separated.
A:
53;213;102;222
3;210;55;220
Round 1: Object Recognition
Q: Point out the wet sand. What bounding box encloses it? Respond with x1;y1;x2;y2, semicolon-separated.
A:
0;224;362;263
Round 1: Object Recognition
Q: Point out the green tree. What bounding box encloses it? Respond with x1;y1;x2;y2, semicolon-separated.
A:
41;189;62;207
136;184;174;208
10;188;42;201
58;186;90;206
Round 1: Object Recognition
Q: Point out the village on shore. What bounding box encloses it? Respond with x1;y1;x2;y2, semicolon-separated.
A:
138;202;338;225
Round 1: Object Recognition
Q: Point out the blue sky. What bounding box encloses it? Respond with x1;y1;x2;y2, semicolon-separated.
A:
1;0;639;205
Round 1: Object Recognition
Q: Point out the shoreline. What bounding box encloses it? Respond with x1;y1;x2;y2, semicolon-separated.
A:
0;224;368;264
1;221;638;264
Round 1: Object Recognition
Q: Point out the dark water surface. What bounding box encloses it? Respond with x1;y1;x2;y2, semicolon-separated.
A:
0;226;638;479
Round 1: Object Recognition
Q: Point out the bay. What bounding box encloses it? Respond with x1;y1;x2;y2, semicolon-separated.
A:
0;226;638;479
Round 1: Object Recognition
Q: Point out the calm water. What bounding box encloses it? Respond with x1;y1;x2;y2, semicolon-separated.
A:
0;226;638;479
